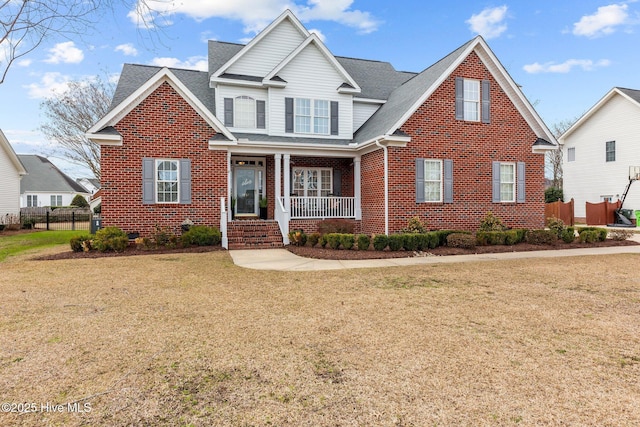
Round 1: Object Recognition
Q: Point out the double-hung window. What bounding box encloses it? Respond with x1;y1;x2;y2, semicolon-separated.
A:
50;195;62;207
423;160;443;202
492;161;525;203
295;99;312;133
606;141;615;162
567;147;576;162
293;98;330;135
314;100;329;134
27;195;38;207
463;80;480;121
234;96;256;128
499;163;515;202
156;159;179;203
455;77;490;123
292;168;332;197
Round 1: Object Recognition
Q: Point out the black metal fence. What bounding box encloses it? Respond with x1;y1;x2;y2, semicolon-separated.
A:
18;207;93;231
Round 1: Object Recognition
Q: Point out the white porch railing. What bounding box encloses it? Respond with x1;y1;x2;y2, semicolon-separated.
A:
220;197;228;249
286;196;356;219
275;196;290;244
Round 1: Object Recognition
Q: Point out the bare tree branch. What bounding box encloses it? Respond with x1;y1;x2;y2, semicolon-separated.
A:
546;117;581;189
40;74;115;179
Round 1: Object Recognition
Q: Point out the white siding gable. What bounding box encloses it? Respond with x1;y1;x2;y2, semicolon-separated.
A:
227;19;306;77
270;43;353;138
0;146;22;216
353;101;381;131
563;93;640;218
216;86;269;133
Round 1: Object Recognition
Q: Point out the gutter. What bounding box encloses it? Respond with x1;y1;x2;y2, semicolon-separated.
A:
375;139;389;235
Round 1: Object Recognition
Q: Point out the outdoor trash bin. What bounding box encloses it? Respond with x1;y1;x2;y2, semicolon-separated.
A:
636;210;640;227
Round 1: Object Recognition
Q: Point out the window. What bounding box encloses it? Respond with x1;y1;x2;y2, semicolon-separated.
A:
422;160;443;202
463;79;480;121
156;160;179;203
50;195;62;206
500;163;515;202
567;147;575;162
27;195;38;207
606;141;615;162
293;98;331;135
292;167;332;197
493;161;525;203
234;96;255;128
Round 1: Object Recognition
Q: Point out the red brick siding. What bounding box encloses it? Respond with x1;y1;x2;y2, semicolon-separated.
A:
101;81;225;236
363;51;546;233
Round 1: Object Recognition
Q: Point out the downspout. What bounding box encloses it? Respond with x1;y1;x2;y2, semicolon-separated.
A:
375;139;389;235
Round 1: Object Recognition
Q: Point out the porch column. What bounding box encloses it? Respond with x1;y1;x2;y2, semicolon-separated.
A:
354;156;362;220
283;154;291;221
227;151;232;221
274;154;282;205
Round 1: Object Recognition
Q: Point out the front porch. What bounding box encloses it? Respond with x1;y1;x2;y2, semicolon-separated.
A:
220;153;362;248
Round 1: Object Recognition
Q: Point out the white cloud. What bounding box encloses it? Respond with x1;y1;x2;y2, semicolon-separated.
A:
149;56;208;71
17;59;32;67
24;72;72;98
523;59;611;74
128;0;379;35
44;41;84;64
308;28;326;42
115;43;138;56
466;5;509;39
573;3;629;37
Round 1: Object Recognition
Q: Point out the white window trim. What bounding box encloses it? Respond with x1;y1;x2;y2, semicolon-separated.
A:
567;147;575;162
423;159;443;203
234;95;256;129
463;79;480;122
50;195;62;207
294;98;331;135
292;167;333;197
155;159;180;204
499;162;516;203
606;140;615;162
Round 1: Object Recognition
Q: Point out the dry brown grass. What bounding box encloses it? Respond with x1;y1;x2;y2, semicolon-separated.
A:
1;249;640;426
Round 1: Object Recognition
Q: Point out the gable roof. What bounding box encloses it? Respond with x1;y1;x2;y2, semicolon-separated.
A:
354;36;557;149
88;66;235;143
560;87;640;142
18;155;89;193
0;129;27;175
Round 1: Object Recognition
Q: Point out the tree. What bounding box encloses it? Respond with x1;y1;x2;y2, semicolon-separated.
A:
71;194;89;208
0;1;162;84
40;74;114;179
546;117;580;189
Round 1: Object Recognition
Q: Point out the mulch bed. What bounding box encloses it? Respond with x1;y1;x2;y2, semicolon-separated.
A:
32;238;639;261
287;239;640;260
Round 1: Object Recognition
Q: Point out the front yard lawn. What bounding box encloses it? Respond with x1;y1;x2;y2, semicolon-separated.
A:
1;249;639;425
0;230;86;262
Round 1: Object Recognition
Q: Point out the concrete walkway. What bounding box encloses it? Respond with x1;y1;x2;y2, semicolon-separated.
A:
230;235;640;271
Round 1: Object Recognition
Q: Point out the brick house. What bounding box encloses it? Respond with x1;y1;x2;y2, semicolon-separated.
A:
88;10;557;248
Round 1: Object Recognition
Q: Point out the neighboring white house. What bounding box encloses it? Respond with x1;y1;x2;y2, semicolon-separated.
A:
560;87;640;221
0;130;27;218
77;177;100;195
18;155;91;207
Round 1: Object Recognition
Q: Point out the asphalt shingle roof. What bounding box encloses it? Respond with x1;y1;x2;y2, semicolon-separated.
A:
18;155;89;193
617;87;640;104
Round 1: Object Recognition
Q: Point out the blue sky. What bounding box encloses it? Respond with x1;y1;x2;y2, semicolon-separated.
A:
1;0;638;178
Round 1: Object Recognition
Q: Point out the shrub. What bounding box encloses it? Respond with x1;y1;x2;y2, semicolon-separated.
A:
435;230;471;246
326;233;342;249
356;234;370;250
319;234;328;248
546;217;566;239
479;212;506;232
135;236;154;250
372;234;388;251
340;234;355;250
21;218;37;230
504;230;521;245
423;232;440;249
447;233;476;249
387;234;404;251
401;216;427;233
288;229;307;246
579;230;599;243
71;194;89;208
70;235;93;252
402;233;419;251
561;227;576;243
150;225;179;248
181;225;221;246
545;187;564;203
317;219;354;235
526;229;557;245
93;226;129;252
577;227;607;242
609;229;634;241
308;232;321;247
476;231;506;246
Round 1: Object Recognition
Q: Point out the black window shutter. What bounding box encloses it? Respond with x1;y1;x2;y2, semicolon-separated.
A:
416;158;425;203
224;98;233;127
179;159;191;204
455;77;464;120
285;98;294;133
481;80;490;124
492;161;501;203
516;162;525;203
443;159;453;203
330;101;339;135
142;158;155;204
256;100;266;129
332;169;342;196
